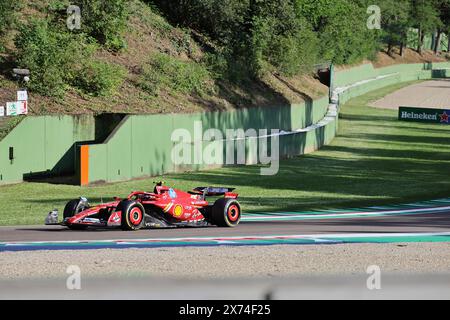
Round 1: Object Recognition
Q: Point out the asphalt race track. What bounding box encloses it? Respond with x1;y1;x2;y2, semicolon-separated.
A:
1;211;450;243
1;199;450;250
0;212;448;242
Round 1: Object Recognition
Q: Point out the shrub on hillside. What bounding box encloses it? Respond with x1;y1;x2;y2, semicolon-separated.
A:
139;53;212;97
152;0;319;78
249;1;319;77
0;0;22;51
15;18;125;98
74;61;127;97
153;0;381;75
73;0;129;51
0;0;21;35
14;19;93;98
150;0;247;47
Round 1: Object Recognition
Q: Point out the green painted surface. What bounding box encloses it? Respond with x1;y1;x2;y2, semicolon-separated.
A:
334;62;449;90
407;29;450;52
334;64;377;87
242;199;450;221
0;115;95;184
87;96;334;184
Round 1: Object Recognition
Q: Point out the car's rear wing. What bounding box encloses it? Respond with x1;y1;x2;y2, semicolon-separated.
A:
192;187;238;198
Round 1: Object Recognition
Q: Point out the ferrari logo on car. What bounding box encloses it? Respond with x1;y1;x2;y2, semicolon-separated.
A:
174;205;184;217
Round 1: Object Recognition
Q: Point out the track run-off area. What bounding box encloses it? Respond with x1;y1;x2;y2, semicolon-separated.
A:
1;198;450;251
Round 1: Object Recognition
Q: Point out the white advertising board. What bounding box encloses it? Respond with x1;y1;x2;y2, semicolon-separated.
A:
6;101;28;116
17;90;28;101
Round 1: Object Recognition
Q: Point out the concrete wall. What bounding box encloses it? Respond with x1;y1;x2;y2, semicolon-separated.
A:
407;29;449;52
0;97;331;185
334;62;450;107
0;115;95;184
86;97;334;184
334;62;450;88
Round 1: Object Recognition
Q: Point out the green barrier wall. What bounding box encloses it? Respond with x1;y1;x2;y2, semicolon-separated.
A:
0;115;95;184
0;96;330;185
87;97;333;183
407;30;450;52
334;62;450;88
88;59;446;185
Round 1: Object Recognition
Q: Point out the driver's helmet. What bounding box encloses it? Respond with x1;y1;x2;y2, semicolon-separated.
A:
168;188;177;199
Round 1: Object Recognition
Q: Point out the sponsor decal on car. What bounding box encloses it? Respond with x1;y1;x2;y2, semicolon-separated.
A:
110;212;120;223
174;205;184;217
163;202;174;213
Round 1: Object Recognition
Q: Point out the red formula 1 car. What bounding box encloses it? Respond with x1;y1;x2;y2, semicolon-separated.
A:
45;182;241;230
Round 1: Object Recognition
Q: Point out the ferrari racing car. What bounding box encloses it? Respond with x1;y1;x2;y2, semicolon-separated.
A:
45;182;241;231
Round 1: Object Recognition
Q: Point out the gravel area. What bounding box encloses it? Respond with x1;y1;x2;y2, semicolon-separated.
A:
371;80;450;109
1;243;450;280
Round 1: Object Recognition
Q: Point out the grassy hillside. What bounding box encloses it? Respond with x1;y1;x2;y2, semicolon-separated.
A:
1;1;448;119
0;0;448;142
0;0;328;117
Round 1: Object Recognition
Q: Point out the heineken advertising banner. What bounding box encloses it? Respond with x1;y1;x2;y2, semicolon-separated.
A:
399;106;449;124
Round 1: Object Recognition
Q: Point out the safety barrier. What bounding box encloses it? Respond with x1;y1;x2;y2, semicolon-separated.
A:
84;96;336;184
0;115;95;184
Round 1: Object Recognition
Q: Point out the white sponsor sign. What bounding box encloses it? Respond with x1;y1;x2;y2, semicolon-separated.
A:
0;106;4;117
17;90;28;101
6;101;28;116
6;102;18;116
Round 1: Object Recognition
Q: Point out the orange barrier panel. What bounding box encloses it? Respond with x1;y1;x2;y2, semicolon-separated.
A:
80;145;89;186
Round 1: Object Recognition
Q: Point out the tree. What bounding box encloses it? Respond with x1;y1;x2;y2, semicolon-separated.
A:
378;0;411;56
410;0;441;54
150;0;248;47
434;0;450;53
249;0;319;76
295;0;379;64
151;0;319;77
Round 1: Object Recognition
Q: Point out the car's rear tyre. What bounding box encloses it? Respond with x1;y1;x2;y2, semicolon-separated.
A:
211;198;241;227
118;200;145;231
64;199;89;230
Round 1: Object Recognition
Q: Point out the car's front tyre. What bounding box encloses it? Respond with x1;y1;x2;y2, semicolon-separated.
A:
118;200;145;231
63;198;89;230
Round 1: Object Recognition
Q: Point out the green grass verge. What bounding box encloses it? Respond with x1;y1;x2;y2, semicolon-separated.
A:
1;80;450;225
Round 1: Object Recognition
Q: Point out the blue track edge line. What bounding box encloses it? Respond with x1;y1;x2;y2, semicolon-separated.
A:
2;235;450;252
